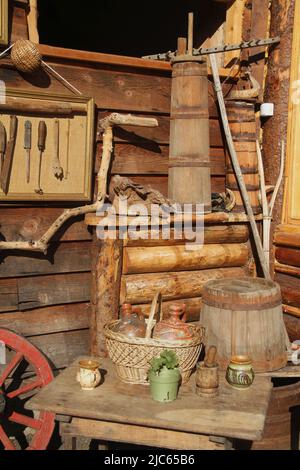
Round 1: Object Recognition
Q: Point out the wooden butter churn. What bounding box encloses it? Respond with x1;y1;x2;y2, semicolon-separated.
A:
168;14;211;212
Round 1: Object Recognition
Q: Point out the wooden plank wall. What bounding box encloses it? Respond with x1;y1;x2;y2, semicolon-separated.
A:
0;2;230;369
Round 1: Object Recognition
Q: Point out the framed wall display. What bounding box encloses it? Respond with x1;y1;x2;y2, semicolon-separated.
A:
0;0;8;46
0;89;94;201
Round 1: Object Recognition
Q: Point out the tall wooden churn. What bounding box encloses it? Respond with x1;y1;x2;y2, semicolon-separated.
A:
168;18;211;213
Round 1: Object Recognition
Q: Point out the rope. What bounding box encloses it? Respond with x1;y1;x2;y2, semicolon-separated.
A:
0;44;14;59
42;61;82;96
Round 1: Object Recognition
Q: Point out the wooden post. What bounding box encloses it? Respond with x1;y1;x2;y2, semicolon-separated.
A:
90;234;123;357
168;17;211;212
27;0;39;43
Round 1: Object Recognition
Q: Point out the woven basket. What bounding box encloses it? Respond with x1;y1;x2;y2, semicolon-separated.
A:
104;292;205;385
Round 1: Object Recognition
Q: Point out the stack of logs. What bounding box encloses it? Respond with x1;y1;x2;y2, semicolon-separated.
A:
88;214;251;357
120;222;250;319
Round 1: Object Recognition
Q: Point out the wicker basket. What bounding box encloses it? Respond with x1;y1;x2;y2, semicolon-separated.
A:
104;292;205;385
11;40;42;73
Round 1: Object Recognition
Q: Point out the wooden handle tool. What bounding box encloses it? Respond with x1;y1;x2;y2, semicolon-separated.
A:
24;120;32;184
0;122;6;174
52;119;63;179
35;120;46;195
204;346;218;368
0;116;18;195
64;118;70;180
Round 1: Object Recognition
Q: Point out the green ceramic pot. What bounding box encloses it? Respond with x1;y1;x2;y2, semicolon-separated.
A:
149;367;181;402
226;355;255;389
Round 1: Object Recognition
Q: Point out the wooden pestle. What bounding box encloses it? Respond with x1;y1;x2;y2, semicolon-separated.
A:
204;345;217;368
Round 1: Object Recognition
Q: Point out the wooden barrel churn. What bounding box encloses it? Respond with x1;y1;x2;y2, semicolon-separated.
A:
201;278;287;372
225;101;261;214
252;380;300;450
168;56;211;212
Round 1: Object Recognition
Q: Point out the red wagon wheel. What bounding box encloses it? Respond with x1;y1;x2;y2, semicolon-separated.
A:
0;329;55;450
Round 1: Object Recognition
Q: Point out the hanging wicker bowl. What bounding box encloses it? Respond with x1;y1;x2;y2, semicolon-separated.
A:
11;40;42;73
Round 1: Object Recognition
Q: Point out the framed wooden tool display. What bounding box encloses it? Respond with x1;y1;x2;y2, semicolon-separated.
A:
0;89;94;201
0;0;8;46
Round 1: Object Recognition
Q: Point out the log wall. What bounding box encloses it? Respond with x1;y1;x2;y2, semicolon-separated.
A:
262;0;300;338
120;225;250;325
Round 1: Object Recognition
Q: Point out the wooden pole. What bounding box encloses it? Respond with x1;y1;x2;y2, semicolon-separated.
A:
209;53;270;280
27;0;39;44
188;12;194;55
256;140;271;270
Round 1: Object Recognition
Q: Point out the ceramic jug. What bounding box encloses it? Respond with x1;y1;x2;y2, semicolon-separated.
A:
153;304;194;341
114;303;146;338
76;359;101;391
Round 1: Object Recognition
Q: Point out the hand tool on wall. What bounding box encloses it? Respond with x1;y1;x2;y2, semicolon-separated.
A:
64;118;70;180
0;122;6;174
52;119;63;179
143;37;281;61
24;120;32;184
35;120;46;195
0;116;18;195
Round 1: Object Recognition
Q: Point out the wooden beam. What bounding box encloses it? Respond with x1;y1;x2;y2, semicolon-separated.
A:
0;279;18;313
85;212;263;227
17;272;91;310
274;224;300;248
123;243;249;275
60;418;224;450
0;303;90;336
121;266;248;304
275;262;300;277
0;241;92;278
249;0;270;101
0;208;92;243
224;0;246;66
275;246;300;268
38;44;239;78
29;330;89;369
123;225;249;247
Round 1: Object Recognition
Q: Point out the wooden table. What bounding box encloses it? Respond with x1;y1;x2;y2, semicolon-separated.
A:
26;357;272;450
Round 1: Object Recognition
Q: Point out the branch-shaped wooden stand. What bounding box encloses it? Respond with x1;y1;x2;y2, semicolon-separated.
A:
0;113;158;253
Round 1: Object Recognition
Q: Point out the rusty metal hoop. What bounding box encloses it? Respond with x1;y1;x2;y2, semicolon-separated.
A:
0;328;55;450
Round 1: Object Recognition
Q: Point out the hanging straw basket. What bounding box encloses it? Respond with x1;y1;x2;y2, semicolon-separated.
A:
104;292;205;385
11;40;42;73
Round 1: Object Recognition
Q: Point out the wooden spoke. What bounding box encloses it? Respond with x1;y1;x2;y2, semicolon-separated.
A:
0;352;23;387
7;378;42;399
9;411;42;430
0;425;16;450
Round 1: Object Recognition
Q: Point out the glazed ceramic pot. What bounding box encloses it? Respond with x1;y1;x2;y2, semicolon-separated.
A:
149;367;181;402
225;355;255;389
